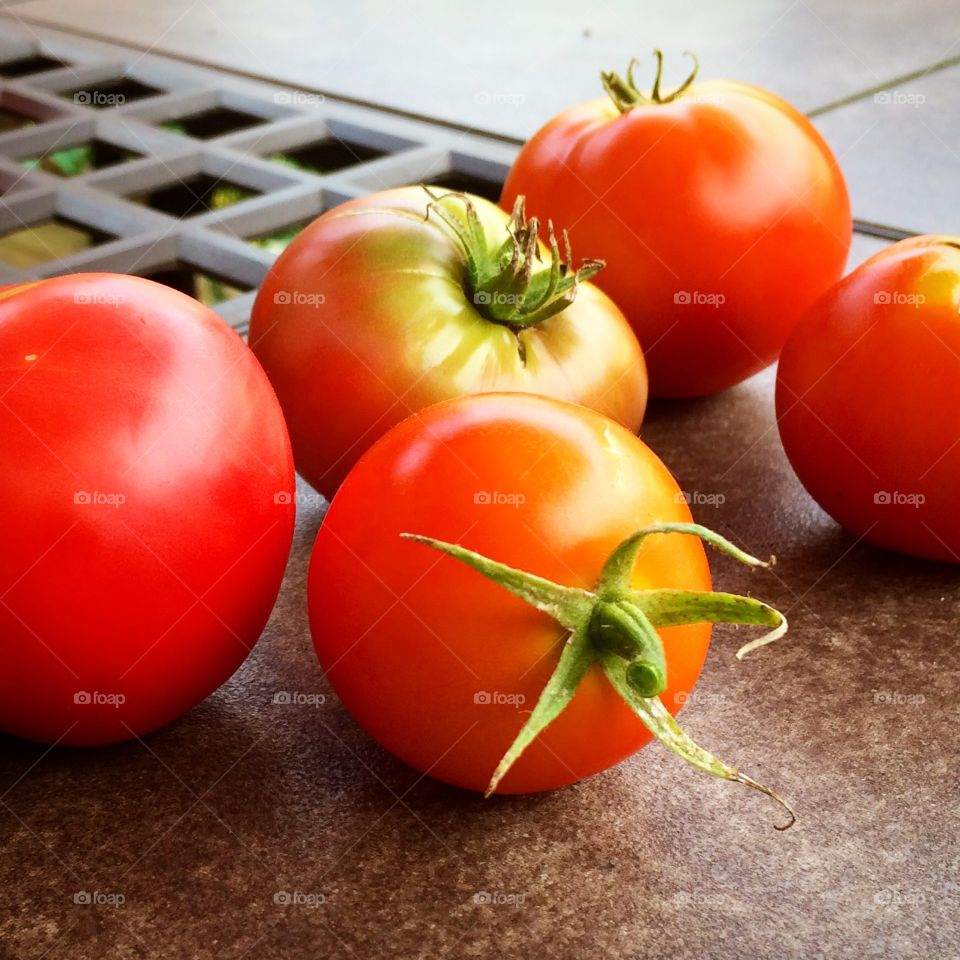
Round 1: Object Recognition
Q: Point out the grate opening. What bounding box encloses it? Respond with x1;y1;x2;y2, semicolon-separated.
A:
0;54;68;78
139;261;254;306
160;106;267;140
60;77;164;109
246;218;313;255
0;26;519;323
0;107;36;135
0;216;116;269
127;173;260;218
267;139;387;175
21;139;143;177
425;170;503;204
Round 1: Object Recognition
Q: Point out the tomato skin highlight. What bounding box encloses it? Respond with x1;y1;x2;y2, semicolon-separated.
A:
0;274;296;745
249;187;647;498
776;236;960;563
308;393;711;794
502;79;852;397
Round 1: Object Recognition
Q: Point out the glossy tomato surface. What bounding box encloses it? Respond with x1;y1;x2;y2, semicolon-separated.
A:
502;78;851;397
249;187;647;498
777;236;960;563
309;393;711;794
0;274;296;745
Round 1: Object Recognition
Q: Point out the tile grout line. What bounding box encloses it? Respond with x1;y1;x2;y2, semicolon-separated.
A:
806;53;960;118
0;11;527;146
0;15;937;277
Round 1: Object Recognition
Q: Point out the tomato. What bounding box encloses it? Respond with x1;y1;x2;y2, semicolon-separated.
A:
0;274;296;745
501;52;851;397
0;282;39;302
777;236;960;563
309;393;791;824
249;186;647;498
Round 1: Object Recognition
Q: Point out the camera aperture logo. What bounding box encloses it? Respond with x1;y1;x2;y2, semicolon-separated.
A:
474;690;525;706
473;890;526;905
74;291;126;306
873;90;926;108
74;90;125;106
674;290;725;308
874;491;924;508
873;290;925;307
273;691;326;707
74;890;125;906
274;90;325;106
273;290;325;307
74;490;125;509
274;890;326;908
674;490;725;507
673;690;727;707
473;490;525;508
873;690;925;706
474;290;523;306
74;690;126;708
274;490;324;507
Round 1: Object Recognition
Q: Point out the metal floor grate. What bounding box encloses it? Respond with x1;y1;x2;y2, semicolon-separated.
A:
0;28;519;333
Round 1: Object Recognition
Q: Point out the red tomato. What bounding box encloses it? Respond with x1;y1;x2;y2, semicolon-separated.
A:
777;236;960;563
0;274;296;745
249;187;647;498
0;282;40;302
501;53;851;397
309;392;788;816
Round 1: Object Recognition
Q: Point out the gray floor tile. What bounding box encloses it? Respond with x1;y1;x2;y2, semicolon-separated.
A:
848;231;891;270
5;0;959;141
815;63;959;235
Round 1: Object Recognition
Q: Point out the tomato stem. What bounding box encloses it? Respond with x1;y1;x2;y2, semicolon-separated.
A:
422;187;604;330
401;523;796;830
601;50;700;113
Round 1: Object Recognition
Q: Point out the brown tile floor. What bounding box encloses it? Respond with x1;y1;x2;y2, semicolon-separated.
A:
0;3;958;959
3;367;959;959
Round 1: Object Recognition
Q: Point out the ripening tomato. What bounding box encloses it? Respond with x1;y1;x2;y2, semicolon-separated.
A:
0;274;295;745
501;52;851;397
777;236;960;563
249;186;647;498
309;393;791;824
